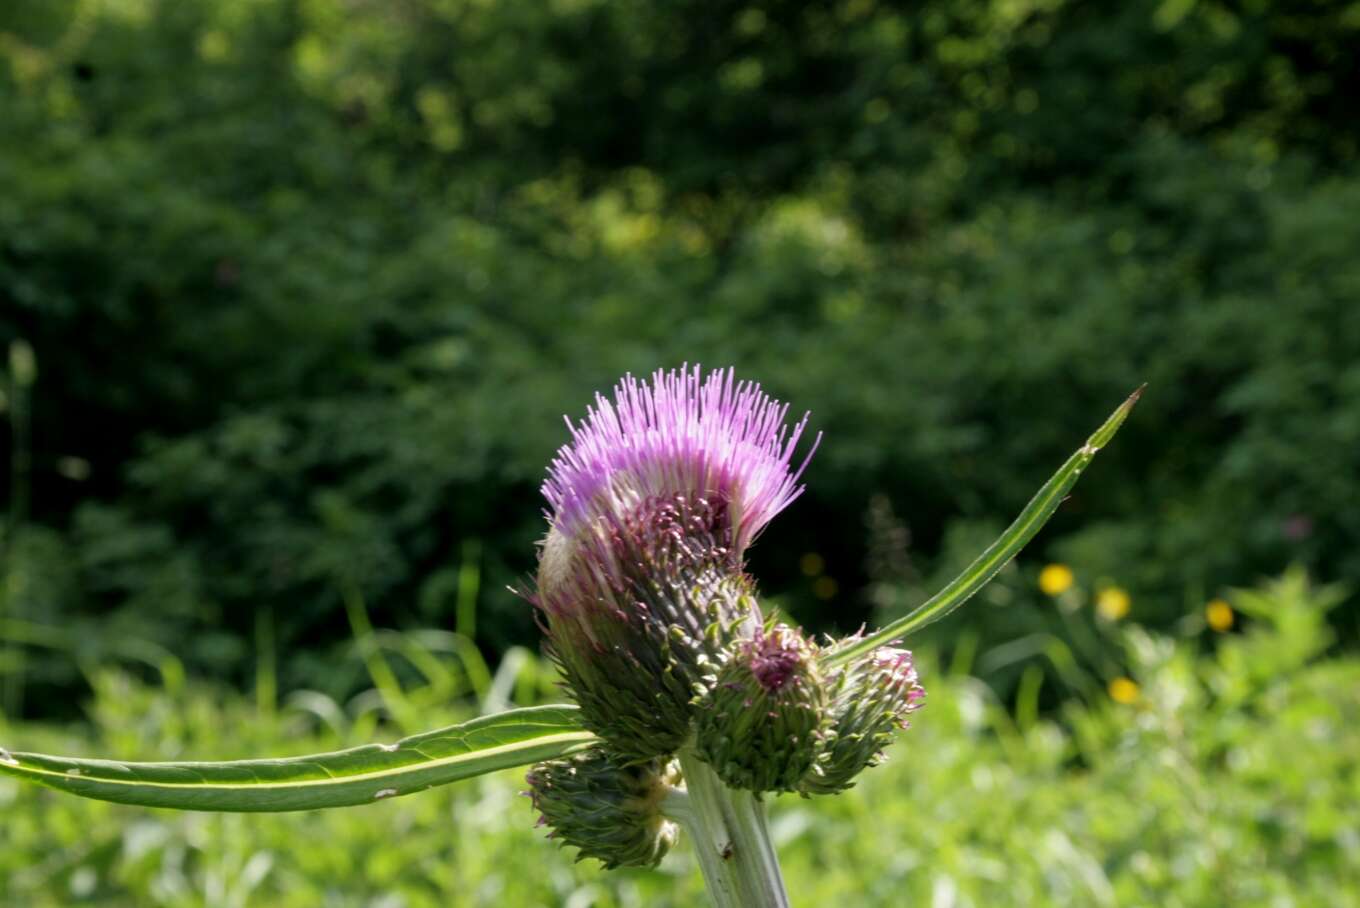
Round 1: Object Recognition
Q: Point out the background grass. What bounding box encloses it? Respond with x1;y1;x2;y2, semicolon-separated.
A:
3;571;1357;905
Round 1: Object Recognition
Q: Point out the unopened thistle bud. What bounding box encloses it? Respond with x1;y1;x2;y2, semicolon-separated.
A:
525;745;680;869
694;624;828;793
799;645;924;796
529;366;819;761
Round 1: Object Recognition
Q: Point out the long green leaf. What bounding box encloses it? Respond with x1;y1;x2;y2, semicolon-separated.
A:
828;387;1144;668
0;705;594;812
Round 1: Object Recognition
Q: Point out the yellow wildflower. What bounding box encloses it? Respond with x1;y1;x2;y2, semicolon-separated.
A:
1038;563;1075;596
1096;586;1131;621
1206;599;1234;632
1108;677;1140;704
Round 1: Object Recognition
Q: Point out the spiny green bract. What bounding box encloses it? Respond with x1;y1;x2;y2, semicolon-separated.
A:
533;494;760;763
800;643;925;796
524;745;680;869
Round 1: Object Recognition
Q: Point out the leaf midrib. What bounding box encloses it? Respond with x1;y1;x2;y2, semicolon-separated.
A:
6;730;596;791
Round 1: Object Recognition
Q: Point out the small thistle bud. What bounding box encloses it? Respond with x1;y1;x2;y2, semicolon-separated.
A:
528;366;819;761
799;645;924;796
524;745;680;869
694;624;828;793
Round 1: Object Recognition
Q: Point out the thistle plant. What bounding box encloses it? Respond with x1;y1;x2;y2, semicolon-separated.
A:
0;365;1141;907
530;368;817;762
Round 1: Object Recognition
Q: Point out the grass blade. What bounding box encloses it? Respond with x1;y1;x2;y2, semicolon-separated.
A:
0;704;593;812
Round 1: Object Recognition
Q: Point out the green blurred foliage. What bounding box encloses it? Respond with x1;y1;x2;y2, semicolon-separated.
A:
2;572;1356;905
2;0;1359;712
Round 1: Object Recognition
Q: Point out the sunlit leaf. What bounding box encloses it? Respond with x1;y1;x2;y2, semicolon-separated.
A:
0;705;593;812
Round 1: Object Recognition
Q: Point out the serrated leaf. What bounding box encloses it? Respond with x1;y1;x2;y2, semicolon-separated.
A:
828;386;1144;667
0;705;594;812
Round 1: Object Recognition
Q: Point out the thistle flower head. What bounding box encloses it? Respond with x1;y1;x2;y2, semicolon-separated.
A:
525;746;680;869
798;644;925;796
694;623;828;793
530;367;819;761
543;365;818;558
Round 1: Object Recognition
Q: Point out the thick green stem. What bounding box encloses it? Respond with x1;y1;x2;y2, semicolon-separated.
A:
669;749;791;908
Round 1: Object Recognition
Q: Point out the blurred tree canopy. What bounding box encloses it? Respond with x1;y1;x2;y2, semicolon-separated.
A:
2;0;1357;715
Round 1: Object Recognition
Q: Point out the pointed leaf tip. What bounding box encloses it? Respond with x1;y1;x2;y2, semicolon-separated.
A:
1087;384;1147;450
827;389;1143;665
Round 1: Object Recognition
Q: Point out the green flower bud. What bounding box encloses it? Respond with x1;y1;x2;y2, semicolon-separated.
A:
799;645;924;796
694;624;828;793
525;745;681;869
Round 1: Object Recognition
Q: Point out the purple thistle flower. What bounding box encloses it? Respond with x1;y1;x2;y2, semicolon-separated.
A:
747;626;809;694
543;365;819;558
529;366;820;761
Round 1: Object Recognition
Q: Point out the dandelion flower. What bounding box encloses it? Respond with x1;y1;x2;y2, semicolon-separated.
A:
1108;677;1139;704
1096;586;1131;621
1206;598;1234;632
1039;563;1075;596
